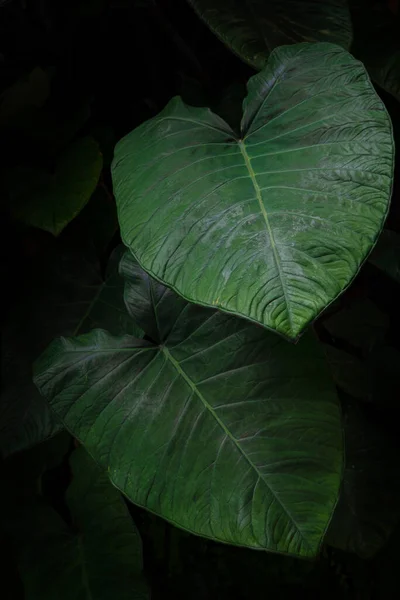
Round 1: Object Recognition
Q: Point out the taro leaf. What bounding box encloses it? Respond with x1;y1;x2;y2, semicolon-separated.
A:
75;246;142;337
112;43;393;339
187;0;352;69
0;244;138;458
34;252;343;557
350;0;400;103
326;401;400;558
9;136;103;236
323;344;369;400
369;229;400;282
323;298;389;355
9;447;149;600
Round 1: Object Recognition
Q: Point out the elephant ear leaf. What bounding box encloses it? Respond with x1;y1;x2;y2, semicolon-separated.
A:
187;0;352;69
9;137;103;236
34;253;342;558
119;250;186;343
112;43;393;339
7;447;149;599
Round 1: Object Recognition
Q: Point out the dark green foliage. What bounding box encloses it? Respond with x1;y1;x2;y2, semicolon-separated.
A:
2;0;400;598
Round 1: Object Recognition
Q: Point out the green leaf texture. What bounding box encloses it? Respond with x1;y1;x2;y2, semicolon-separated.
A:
34;252;342;557
0;244;136;458
187;0;352;69
10;447;149;599
112;43;393;339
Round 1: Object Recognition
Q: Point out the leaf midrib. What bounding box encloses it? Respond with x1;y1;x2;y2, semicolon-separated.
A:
162;345;307;545
238;140;294;335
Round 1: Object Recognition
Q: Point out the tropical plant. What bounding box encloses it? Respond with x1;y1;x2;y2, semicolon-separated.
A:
33;38;394;560
2;0;400;598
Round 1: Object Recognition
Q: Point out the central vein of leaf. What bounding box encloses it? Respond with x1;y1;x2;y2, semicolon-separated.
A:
161;345;300;535
162;347;260;468
238;140;293;334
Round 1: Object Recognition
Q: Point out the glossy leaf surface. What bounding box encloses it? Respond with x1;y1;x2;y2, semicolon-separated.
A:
187;0;351;69
35;252;342;557
10;447;148;599
113;43;393;339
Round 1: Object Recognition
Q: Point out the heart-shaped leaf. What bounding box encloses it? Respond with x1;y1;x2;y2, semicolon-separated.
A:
8;447;149;599
34;251;342;557
9;136;102;236
187;0;352;69
112;43;393;339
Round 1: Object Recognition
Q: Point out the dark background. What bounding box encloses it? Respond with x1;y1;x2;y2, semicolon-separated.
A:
1;1;400;598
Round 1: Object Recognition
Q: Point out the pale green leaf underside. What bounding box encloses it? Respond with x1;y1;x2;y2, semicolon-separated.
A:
34;253;342;557
112;43;393;339
188;0;352;69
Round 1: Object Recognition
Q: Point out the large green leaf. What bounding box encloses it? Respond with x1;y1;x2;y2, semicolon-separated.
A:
112;43;393;339
9;447;149;599
187;0;352;69
0;244;138;458
9;136;103;236
34;251;342;557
